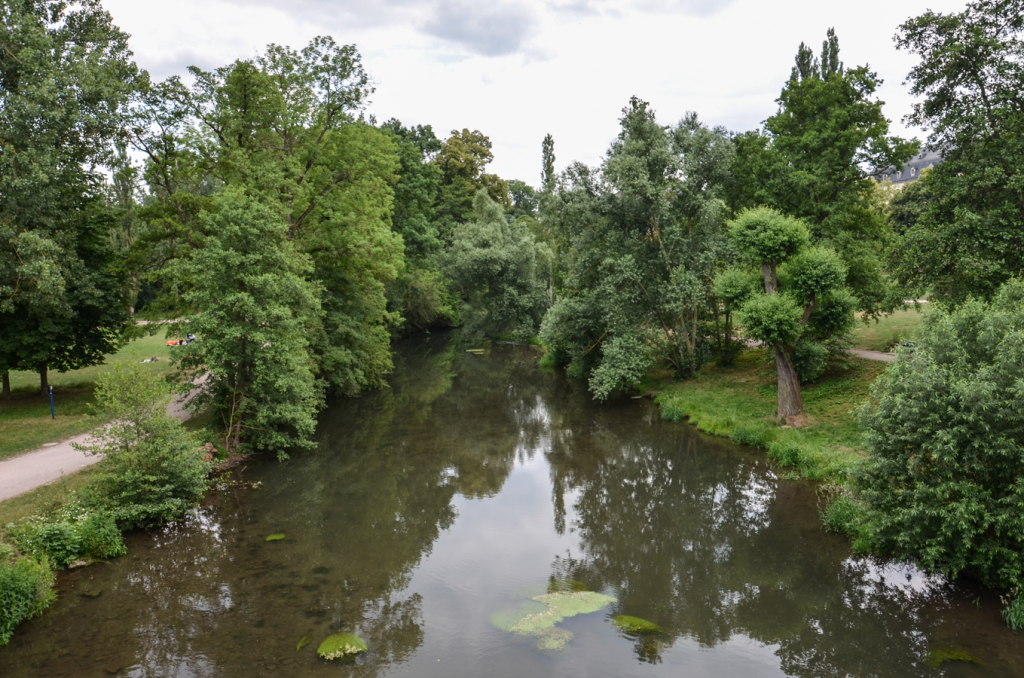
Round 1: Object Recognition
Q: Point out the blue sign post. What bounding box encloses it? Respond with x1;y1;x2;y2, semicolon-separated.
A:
49;385;54;420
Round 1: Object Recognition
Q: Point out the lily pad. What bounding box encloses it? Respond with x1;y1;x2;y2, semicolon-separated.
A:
296;634;311;651
924;646;983;668
613;615;662;635
266;533;286;542
317;633;367;660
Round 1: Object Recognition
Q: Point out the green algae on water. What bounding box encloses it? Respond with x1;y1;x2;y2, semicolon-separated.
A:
491;591;616;650
296;634;311;651
317;633;367;659
924;646;983;668
612;615;662;635
265;533;286;541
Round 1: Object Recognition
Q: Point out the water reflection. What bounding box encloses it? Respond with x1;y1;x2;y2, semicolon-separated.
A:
0;336;1020;677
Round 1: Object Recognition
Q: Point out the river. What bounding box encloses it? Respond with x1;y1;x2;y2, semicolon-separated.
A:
1;334;1019;676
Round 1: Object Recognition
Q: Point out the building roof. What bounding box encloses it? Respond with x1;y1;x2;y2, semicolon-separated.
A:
876;149;943;185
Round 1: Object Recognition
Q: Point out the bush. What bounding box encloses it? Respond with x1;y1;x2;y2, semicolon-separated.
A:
767;440;803;466
730;425;774;448
821;494;858;534
74;362;211;528
0;545;56;646
1002;591;1024;630
858;279;1024;591
5;503;126;568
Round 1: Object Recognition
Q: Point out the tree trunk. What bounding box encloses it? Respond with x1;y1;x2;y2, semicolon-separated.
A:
774;344;802;423
39;362;48;396
2;370;10;400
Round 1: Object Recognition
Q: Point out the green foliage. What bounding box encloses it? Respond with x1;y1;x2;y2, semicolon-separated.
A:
541;101;734;396
738;293;803;347
173;191;323;456
317;632;367;659
923;647;983;669
443;191;550;342
729;208;809;266
858;279;1024;590
1002;591;1024;630
434;128;510;238
820;493;858;535
74;361;210;526
890;0;1024;303
729;30;916;316
0;547;55;646
5;508;125;568
730;425;775;448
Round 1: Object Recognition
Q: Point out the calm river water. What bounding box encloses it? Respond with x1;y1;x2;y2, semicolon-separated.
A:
1;334;1021;677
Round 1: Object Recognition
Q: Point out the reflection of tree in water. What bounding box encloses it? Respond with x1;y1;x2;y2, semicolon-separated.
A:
543;410;967;675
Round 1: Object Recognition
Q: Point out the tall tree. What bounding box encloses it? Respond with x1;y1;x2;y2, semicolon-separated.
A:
724;207;853;422
434;129;510;238
0;0;140;392
888;0;1024;303
541;99;734;398
131;37;404;396
541;134;556;194
173;191;322;457
729;30;917;316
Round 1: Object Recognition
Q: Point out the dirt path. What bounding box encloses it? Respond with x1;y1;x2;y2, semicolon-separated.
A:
0;383;202;503
849;348;897;363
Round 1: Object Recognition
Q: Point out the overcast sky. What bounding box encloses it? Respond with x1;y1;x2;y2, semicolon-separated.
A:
105;0;967;185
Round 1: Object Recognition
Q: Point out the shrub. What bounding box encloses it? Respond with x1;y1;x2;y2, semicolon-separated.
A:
5;504;125;568
821;494;858;534
1002;591;1024;630
858;279;1024;591
767;440;803;466
0;546;55;645
74;362;211;528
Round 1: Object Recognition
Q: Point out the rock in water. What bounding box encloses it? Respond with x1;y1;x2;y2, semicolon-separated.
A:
317;633;367;659
612;615;662;635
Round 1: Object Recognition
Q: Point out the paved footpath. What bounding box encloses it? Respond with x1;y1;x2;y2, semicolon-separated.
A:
0;385;199;503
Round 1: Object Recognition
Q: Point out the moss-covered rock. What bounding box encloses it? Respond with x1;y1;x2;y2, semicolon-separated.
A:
612;615;662;635
317;633;367;659
924;646;983;668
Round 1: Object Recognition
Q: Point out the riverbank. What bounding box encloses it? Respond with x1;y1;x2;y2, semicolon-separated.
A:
644;349;888;484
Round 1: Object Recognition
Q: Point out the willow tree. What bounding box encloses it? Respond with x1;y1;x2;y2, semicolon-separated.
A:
725;207;852;422
540;98;733;399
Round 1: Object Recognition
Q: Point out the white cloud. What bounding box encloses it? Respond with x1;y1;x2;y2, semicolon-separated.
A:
105;0;970;184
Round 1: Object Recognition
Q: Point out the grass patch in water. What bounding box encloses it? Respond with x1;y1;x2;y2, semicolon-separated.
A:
648;349;886;484
317;633;366;659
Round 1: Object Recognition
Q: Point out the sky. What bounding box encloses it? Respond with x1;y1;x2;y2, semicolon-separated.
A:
104;0;968;185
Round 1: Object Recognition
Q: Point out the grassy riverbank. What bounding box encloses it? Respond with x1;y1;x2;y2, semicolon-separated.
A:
0;330;178;460
646;349;888;483
851;307;925;351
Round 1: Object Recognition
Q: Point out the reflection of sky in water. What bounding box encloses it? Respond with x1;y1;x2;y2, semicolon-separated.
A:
0;339;1019;677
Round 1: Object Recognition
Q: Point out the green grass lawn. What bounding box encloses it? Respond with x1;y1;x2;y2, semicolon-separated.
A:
850;307;926;351
0;329;182;460
647;349;889;482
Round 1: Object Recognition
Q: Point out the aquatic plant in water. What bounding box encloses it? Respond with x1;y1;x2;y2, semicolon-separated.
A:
317;633;367;659
491;591;616;650
296;634;311;651
265;534;285;541
612;615;662;635
924;646;983;668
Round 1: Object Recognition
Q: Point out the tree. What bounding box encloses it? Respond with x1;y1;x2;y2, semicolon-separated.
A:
434;129;510;238
541;134;556;194
73;360;210;527
0;0;141;393
858;278;1024;593
443;191;549;341
131;37;404;396
172;191;323;457
725;207;852;422
540;100;734;398
888;0;1024;303
729;30;917;316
